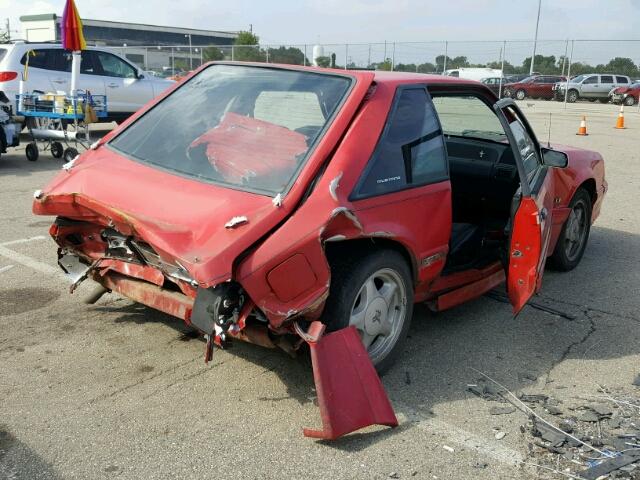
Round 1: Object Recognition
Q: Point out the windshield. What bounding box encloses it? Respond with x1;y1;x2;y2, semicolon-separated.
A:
571;75;587;83
109;65;352;195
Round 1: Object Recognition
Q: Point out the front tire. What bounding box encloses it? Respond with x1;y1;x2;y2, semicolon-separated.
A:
567;90;579;103
624;96;636;106
549;188;592;271
323;249;413;374
515;89;526;100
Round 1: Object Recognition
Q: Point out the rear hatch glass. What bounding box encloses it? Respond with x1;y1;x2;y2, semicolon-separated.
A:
109;64;352;196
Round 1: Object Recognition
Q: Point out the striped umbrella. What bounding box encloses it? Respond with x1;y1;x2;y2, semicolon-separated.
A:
61;0;86;96
61;0;86;51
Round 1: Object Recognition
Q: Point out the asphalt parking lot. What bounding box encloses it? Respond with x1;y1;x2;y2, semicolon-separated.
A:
1;101;639;480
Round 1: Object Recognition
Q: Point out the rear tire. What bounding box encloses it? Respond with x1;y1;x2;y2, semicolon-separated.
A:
549;188;592;271
515;89;526;100
323;249;413;374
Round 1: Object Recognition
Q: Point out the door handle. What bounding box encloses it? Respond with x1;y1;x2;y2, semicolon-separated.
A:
107;83;119;88
52;79;66;84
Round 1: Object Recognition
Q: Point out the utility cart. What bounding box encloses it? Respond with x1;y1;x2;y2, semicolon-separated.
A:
16;93;107;162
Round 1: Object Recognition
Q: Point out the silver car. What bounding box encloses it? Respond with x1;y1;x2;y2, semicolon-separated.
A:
553;74;632;103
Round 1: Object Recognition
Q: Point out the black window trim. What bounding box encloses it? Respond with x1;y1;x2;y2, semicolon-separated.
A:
350;83;449;202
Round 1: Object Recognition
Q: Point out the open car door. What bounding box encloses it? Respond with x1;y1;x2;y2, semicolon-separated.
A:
494;99;557;314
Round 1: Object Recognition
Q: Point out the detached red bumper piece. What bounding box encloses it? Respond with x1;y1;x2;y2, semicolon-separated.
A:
303;325;398;440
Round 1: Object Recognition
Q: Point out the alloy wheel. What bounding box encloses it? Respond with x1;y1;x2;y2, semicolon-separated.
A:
348;268;407;365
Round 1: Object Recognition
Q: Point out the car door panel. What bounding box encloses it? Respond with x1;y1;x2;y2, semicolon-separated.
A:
493;98;555;314
93;51;153;113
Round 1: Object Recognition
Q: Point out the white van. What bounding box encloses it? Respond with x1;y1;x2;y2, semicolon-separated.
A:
445;68;503;82
0;42;175;124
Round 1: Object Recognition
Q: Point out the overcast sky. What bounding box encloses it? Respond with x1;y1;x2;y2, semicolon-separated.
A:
4;0;640;64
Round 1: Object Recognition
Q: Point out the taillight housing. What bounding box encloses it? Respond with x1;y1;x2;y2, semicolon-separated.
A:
0;71;18;82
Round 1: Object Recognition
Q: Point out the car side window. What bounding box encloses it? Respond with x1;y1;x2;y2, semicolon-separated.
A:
353;87;447;199
80;51;101;75
616;76;629;84
600;75;614;84
20;49;55;70
583;76;598;84
94;52;137;79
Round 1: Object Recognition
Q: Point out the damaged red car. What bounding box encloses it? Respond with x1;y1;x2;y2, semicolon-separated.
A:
34;63;606;439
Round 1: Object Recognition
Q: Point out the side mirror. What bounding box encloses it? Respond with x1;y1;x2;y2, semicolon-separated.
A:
137;71;145;80
542;147;568;168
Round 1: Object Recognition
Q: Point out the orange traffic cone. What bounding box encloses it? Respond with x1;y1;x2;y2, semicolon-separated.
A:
576;116;588;136
615;105;626;129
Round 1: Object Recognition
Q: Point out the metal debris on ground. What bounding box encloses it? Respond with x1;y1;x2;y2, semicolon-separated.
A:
468;369;640;478
442;445;455;453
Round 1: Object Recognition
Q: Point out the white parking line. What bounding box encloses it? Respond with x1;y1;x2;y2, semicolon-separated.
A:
0;265;15;274
395;401;523;467
0;235;47;247
0;244;65;280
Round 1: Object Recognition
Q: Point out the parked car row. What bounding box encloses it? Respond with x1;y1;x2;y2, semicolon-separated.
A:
481;72;637;105
481;74;562;100
0;42;174;124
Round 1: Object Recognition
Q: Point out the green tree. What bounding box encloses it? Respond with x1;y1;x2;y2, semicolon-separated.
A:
370;58;392;71
203;46;225;62
600;57;639;77
522;55;559;74
417;62;437;73
266;46;308;65
234;31;264;62
450;56;469;68
315;55;331;68
435;55;453;72
395;63;417;72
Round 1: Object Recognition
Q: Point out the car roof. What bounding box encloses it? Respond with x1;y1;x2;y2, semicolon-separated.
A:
210;62;482;87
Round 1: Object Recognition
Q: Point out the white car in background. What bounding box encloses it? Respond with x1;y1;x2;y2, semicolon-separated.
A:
0;42;174;123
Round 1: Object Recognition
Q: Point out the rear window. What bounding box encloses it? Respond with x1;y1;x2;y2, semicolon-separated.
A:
109;65;351;196
616;76;629;84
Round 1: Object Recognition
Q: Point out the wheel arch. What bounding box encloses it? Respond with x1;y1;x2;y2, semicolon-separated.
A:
576;178;597;206
324;237;418;286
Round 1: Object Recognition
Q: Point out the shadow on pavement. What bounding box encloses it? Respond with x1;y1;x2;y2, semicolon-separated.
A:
90;224;640;451
0;426;61;480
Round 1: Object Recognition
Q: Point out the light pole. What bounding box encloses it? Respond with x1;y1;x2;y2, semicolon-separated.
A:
185;34;193;70
529;0;542;76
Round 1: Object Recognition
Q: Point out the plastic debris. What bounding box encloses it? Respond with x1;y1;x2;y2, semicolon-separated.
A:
580;451;640;480
495;431;506;440
442;445;455;453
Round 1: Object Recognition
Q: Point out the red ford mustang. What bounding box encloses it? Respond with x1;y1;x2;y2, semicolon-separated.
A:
33;63;607;439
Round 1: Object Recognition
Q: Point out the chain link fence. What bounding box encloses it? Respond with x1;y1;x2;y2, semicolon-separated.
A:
112;40;640;80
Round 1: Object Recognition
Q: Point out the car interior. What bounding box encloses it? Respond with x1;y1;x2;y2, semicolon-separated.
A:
430;93;524;274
